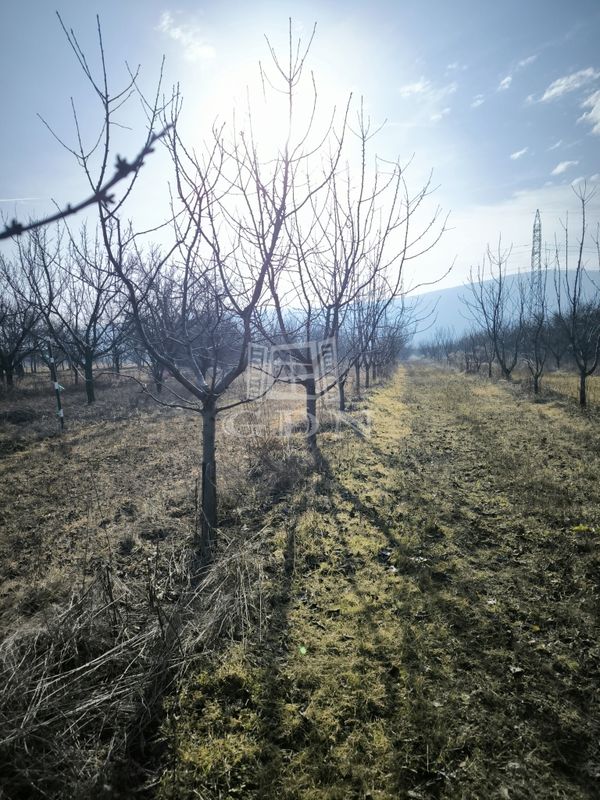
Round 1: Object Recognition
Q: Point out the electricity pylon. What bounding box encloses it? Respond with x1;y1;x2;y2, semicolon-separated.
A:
531;209;542;272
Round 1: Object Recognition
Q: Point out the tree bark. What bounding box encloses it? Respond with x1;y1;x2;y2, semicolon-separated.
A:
533;374;540;395
579;372;587;407
338;378;346;412
84;352;95;404
153;363;164;394
354;361;361;397
199;402;218;564
304;376;318;453
365;363;370;389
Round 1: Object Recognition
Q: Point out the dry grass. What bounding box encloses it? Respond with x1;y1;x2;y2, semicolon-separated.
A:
0;367;317;798
541;372;600;407
159;365;600;799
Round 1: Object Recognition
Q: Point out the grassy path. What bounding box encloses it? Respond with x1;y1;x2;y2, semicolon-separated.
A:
160;366;600;800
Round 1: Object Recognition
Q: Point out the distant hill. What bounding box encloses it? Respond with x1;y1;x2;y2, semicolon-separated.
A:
408;270;600;343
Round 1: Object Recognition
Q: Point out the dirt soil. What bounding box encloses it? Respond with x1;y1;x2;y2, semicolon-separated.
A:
159;365;600;800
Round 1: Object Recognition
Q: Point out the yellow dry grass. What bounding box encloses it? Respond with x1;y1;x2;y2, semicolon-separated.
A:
159;365;600;799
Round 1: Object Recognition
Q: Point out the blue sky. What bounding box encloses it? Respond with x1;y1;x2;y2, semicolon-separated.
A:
1;0;600;288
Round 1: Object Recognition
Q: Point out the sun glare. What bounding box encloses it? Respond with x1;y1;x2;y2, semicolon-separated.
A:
190;45;349;162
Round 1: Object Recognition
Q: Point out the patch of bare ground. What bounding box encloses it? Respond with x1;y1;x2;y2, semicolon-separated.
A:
160;365;600;799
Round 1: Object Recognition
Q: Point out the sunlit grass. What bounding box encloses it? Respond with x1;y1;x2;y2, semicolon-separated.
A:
542;372;600;406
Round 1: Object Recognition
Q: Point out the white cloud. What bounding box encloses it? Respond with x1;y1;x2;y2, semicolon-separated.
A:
157;11;216;62
540;68;600;102
571;176;586;185
399;77;432;97
431;107;451;123
471;94;485;108
510;147;528;160
496;56;536;97
397;77;457;127
590;173;600;182
517;55;537;69
548;139;563;151
578;90;600;134
446;61;467;72
551;160;579;176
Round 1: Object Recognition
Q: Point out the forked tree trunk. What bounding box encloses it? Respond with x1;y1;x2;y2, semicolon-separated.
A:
199;402;218;564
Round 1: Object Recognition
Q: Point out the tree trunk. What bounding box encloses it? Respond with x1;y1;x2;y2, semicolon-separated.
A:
338;378;346;412
153;363;164;394
365;363;370;389
533;374;540;395
5;367;13;388
73;364;79;385
354;361;361;397
199;402;218;564
579;372;587;407
113;350;121;374
488;361;493;379
84;352;95;404
305;376;318;453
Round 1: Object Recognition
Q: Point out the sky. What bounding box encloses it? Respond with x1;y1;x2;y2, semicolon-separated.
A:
1;0;600;291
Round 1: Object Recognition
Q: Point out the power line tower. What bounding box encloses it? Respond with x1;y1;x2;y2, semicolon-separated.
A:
531;209;542;272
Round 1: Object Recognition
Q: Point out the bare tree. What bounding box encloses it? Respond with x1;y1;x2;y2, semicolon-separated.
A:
0;260;39;387
45;17;355;563
259;108;446;444
462;242;525;381
546;309;571;371
554;184;600;407
17;225;128;403
520;258;549;394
